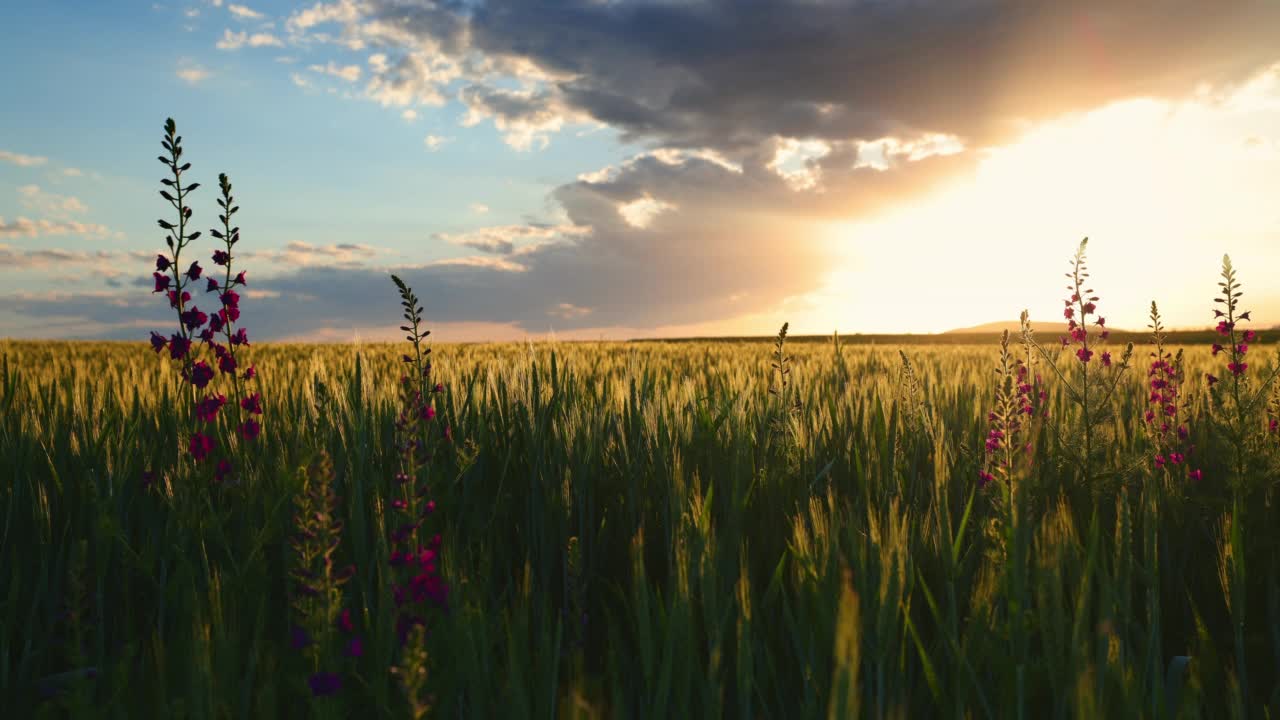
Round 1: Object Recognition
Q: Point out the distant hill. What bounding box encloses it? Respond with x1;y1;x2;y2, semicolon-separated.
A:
943;321;1079;335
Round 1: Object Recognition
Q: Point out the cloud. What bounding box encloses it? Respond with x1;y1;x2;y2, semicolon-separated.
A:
0;216;118;239
176;64;212;84
300;0;1280;157
468;202;489;214
458;84;587;151
433;222;586;256
364;52;459;107
286;0;363;34
0;150;48;167
245;240;379;267
216;28;284;49
227;3;263;20
309;61;361;82
0;244;121;269
422;134;450;151
17;185;88;217
617;194;674;229
401;108;418;122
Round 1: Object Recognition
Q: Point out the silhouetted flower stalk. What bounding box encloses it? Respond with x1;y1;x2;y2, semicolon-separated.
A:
204;172;261;479
1144;302;1200;481
387;274;449;714
150;118;204;411
289;453;358;704
146;119;260;476
1203;254;1280;706
1023;238;1133;485
1206;255;1280;482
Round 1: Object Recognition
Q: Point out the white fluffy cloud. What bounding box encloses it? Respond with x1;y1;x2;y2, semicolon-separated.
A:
309;61;361;82
18;185;88;217
227;3;263;20
216;28;284;49
0;150;48;167
0;216;117;239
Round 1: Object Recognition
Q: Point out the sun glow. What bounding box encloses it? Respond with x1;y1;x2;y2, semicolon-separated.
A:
804;66;1280;336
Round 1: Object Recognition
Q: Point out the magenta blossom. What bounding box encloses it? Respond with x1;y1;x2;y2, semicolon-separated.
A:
195;394;226;423
153;273;171;293
149;332;167;353
231;327;249;346
155;254;171;271
186;261;203;280
233;271;247;285
218;353;237;375
206;277;219;293
241;393;262;415
215;458;233;482
239;418;261;441
212;249;230;266
168;334;192;360
189;361;215;389
181;306;208;330
189;432;214;461
166;290;191;309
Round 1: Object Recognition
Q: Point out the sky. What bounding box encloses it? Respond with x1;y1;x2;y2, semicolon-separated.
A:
1;0;1279;341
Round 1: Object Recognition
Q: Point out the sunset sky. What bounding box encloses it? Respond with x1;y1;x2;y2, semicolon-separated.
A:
2;1;1279;341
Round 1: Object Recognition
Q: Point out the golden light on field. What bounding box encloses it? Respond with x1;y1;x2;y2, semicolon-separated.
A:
807;66;1280;336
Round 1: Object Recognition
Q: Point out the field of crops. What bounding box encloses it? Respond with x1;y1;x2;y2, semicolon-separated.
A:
2;321;1279;717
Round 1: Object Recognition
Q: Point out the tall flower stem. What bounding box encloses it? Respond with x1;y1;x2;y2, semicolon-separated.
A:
158;118;202;405
212;174;246;433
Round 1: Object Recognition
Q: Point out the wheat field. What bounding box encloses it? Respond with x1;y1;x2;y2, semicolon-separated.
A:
2;333;1278;717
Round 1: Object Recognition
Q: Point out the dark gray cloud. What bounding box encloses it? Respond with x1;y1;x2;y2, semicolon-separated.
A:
360;0;1280;152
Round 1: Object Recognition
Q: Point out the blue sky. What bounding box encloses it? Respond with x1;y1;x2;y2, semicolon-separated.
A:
3;1;1280;340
